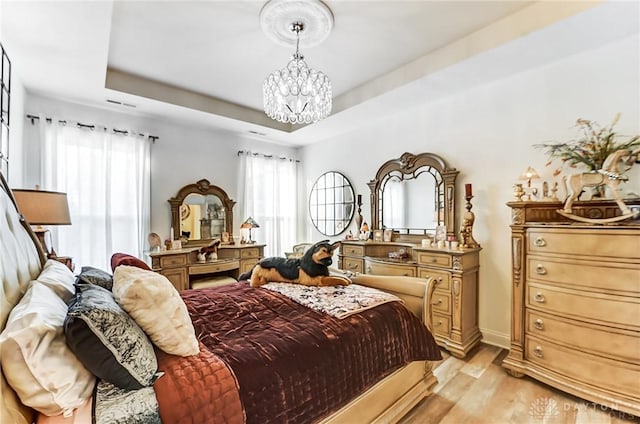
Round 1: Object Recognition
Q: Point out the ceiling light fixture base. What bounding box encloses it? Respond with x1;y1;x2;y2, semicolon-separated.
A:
260;0;334;48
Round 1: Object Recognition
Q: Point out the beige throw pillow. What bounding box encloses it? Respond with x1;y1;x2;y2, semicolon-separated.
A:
0;283;95;417
112;266;199;356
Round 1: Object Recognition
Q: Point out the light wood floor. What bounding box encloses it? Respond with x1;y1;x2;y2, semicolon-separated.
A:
400;344;640;424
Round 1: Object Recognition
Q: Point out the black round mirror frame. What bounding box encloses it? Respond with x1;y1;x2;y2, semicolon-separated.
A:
169;179;236;246
367;152;459;240
309;171;356;237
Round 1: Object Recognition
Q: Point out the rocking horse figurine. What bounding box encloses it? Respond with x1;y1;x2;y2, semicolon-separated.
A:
558;149;639;223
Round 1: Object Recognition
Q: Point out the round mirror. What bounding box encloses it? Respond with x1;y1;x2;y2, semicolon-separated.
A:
309;171;355;236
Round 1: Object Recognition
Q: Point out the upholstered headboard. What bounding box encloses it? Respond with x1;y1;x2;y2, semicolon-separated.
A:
0;172;46;424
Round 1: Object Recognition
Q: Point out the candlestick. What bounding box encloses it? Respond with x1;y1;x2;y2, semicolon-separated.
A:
355;194;363;233
459;194;479;249
465;183;472;197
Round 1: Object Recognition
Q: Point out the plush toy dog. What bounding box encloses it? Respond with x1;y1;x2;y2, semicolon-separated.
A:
240;240;351;287
198;239;221;262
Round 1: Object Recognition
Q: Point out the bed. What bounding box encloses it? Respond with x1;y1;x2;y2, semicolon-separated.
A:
0;172;441;424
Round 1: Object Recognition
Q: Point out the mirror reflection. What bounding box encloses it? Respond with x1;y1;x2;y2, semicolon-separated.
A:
180;194;226;240
380;170;442;231
309;171;355;237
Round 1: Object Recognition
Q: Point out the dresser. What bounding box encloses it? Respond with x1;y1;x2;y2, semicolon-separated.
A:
502;200;640;417
149;244;264;292
339;240;481;358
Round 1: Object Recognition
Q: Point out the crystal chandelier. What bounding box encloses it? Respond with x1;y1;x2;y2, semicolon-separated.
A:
263;22;332;124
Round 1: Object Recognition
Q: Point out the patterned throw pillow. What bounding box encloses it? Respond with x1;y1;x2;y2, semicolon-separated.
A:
113;265;199;357
64;283;159;390
76;266;114;291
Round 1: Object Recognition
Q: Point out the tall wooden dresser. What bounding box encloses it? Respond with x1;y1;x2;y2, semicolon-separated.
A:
340;240;481;358
502;200;640;417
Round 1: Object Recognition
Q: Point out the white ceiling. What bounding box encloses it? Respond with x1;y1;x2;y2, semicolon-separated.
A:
1;1;638;146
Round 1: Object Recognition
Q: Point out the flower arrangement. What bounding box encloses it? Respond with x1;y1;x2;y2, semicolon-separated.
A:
535;114;640;176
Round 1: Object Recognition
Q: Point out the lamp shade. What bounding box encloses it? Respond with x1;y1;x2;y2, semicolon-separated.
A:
13;189;71;225
241;217;260;229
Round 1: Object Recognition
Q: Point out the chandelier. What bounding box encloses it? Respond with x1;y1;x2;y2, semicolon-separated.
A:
260;0;334;125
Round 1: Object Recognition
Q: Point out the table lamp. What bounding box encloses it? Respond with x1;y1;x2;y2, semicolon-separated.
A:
241;217;259;244
13;187;71;258
519;166;540;201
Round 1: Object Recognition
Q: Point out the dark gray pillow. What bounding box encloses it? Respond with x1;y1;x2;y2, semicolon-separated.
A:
64;283;158;390
76;266;113;291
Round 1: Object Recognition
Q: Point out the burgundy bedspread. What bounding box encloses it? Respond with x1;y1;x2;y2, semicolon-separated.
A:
181;282;441;424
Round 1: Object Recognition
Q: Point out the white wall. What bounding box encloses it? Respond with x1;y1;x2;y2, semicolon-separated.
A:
23;94;298;244
299;35;640;347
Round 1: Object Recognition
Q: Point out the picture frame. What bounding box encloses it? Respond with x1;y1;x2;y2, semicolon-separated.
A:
383;229;393;242
221;231;230;243
373;229;384;242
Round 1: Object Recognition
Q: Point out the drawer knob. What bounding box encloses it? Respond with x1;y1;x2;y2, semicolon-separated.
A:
534;319;544;330
348;264;358;269
431;258;437;263
434;299;443;305
535;264;547;275
403;273;410;277
534;292;546;303
533;346;544;358
435;320;443;326
533;237;547;247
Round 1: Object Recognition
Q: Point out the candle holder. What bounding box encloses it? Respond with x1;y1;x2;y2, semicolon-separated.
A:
459;195;479;249
355;195;363;233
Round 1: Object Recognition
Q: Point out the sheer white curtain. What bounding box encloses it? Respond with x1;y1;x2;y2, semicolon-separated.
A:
38;120;151;271
238;152;296;257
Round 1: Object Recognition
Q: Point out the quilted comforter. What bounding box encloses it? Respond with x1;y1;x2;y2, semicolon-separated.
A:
154;281;441;424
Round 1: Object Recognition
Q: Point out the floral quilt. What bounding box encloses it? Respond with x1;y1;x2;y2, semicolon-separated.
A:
262;282;402;318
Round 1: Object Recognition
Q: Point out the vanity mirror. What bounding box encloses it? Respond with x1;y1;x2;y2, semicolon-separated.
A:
309;171;355;237
169;179;236;246
367;152;458;240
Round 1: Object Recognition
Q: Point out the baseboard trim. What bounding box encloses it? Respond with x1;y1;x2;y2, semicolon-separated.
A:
480;328;510;349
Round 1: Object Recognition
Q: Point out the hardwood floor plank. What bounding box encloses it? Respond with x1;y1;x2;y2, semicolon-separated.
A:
459;344;502;378
402;345;640;424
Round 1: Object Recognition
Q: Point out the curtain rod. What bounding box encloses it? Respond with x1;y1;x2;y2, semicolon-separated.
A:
25;114;159;143
237;150;300;163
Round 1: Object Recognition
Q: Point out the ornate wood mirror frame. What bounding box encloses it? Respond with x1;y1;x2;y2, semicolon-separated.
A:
368;152;459;241
169;179;236;246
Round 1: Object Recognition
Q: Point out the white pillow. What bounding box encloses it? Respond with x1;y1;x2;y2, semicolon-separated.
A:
112;266;199;356
33;259;76;302
0;283;95;417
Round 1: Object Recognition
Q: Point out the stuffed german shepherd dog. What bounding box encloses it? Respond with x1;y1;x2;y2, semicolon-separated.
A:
240;240;351;287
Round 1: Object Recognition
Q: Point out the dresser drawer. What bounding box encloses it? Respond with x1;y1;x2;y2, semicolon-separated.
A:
241;247;261;258
160;254;187;268
342;245;364;256
415;251;452;268
342;257;363;273
189;260;239;275
527;256;640;294
431;313;451;336
527;283;639;328
526;310;640;363
525;336;640;397
528;229;639;259
417;268;451;291
431;291;451;314
365;259;416;277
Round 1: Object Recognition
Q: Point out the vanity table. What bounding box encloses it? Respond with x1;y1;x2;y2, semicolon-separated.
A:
339;241;481;358
338;152;482;357
149;244;265;292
